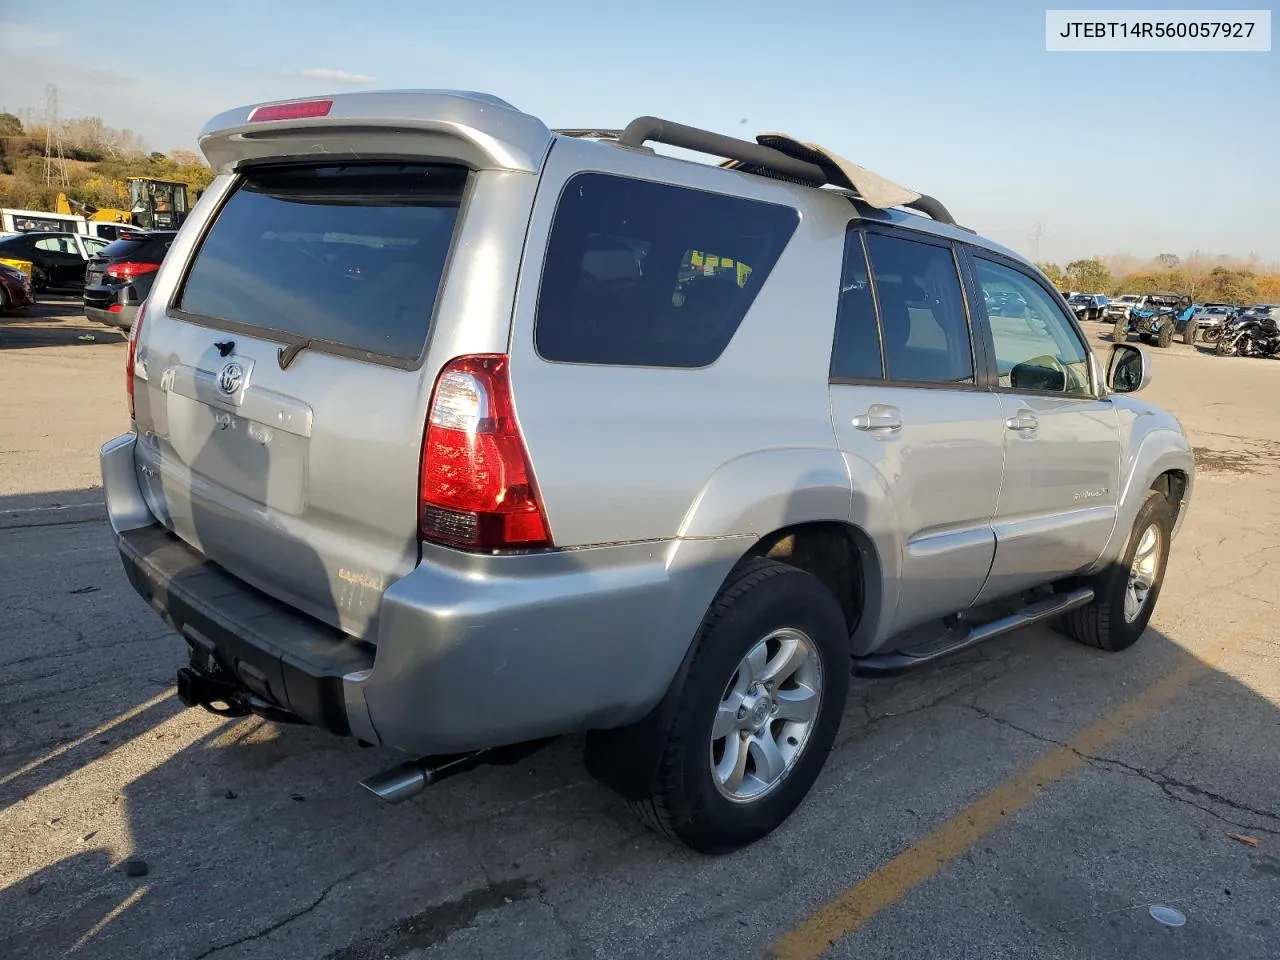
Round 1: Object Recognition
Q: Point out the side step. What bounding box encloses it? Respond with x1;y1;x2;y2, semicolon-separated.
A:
852;587;1095;676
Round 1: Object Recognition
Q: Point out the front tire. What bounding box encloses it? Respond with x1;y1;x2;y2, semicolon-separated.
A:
1112;317;1128;342
1157;322;1174;348
1059;491;1172;652
631;558;849;853
1181;322;1198;345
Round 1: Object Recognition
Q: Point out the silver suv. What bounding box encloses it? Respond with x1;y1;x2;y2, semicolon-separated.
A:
101;91;1195;853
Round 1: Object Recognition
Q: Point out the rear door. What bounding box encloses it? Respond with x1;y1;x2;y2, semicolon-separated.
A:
963;250;1121;603
828;226;1006;638
132;162;469;637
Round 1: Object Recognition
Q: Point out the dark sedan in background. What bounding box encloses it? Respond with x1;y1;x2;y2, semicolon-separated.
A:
83;230;176;330
0;231;109;290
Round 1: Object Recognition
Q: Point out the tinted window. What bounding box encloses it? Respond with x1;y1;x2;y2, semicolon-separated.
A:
864;233;973;384
101;233;175;261
974;257;1091;395
830;230;883;380
179;163;465;361
535;173;799;367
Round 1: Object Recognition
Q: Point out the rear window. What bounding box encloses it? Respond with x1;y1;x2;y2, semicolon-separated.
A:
100;233;175;260
178;163;465;361
535;173;798;367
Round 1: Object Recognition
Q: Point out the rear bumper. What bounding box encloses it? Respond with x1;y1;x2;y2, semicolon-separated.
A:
85;304;137;329
101;432;743;756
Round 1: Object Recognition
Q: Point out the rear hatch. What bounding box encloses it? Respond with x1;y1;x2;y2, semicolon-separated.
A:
132;162;468;637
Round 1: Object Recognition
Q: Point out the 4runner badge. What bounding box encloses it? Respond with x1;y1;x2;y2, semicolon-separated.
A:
217;361;244;396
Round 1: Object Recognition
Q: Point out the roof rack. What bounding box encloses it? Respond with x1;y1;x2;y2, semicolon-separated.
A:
606;116;960;228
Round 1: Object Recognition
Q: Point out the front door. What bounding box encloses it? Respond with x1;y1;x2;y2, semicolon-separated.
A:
829;228;1006;639
965;252;1121;603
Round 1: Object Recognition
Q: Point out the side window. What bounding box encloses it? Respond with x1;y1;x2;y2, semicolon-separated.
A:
535;173;799;368
973;257;1092;395
830;229;883;380
35;237;71;254
864;233;973;384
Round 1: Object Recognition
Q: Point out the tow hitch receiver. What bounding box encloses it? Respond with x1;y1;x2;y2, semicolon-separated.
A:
175;666;304;725
361;739;555;803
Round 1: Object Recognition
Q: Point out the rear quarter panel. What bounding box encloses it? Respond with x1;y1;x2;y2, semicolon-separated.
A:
508;138;853;548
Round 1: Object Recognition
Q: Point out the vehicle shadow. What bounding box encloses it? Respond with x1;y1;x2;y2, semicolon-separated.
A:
0;301;125;350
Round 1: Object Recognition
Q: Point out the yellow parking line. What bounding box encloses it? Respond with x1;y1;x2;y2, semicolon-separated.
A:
770;636;1242;960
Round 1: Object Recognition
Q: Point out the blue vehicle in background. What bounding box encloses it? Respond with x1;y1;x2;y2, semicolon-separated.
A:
1112;291;1195;348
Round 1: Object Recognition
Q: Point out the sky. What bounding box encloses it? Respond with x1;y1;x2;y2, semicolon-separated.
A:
1;1;1276;264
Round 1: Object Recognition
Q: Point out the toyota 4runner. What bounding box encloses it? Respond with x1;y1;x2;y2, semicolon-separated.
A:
101;91;1195;853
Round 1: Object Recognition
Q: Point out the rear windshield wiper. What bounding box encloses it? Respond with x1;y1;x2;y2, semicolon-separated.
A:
278;338;313;370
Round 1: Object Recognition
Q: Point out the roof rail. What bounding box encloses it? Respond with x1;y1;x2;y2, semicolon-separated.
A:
613;115;959;227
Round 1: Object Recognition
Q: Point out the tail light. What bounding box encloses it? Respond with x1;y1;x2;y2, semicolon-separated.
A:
419;355;551;551
126;301;146;421
105;261;160;282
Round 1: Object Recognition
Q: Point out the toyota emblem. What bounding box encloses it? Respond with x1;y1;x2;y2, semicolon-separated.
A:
217;361;244;396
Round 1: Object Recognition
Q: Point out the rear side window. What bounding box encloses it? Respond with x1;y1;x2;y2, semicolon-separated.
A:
535;173;799;367
178;163;465;362
864;233;973;385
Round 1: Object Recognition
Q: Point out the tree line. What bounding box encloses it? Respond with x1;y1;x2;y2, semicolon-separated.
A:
1037;254;1280;305
0;113;214;213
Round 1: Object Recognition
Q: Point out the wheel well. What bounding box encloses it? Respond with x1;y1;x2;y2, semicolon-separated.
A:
1152;470;1188;524
747;522;872;638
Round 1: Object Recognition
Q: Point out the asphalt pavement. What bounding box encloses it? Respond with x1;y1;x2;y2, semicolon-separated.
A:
1;301;1277;959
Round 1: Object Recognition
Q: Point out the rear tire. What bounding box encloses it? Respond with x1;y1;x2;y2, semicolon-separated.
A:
0;285;8;315
1157;322;1174;348
1112;317;1128;342
1181;322;1198;345
630;557;849;854
1059;491;1172;652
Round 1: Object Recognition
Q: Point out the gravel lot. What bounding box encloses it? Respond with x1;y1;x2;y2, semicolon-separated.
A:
2;299;1277;959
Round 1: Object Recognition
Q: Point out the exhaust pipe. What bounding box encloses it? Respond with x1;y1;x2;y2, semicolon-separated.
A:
361;739;556;803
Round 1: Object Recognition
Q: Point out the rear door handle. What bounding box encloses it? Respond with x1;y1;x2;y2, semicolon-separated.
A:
852;404;903;433
1005;409;1039;433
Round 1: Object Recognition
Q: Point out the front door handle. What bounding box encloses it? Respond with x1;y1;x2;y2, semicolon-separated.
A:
852;404;903;433
1005;409;1039;433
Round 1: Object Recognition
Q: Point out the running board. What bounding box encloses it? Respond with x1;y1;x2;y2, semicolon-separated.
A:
852;587;1095;676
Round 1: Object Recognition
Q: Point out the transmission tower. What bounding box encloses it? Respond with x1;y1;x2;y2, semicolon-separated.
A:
43;84;69;188
1029;220;1043;261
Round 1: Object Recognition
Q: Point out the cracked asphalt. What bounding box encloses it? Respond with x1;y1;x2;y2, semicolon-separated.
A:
2;303;1277;959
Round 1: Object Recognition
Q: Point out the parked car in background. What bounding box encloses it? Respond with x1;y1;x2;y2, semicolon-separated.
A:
0;231;109;291
0;262;35;314
1067;292;1108;321
83;230;176;330
1181;302;1235;345
1104;293;1143;321
103;89;1196;854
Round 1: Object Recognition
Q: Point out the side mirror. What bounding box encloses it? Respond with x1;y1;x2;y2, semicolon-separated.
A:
1107;343;1152;394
